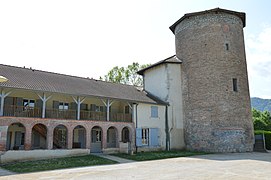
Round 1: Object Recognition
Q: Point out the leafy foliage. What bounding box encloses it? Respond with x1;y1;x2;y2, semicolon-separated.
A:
251;97;271;112
100;62;150;86
252;108;271;131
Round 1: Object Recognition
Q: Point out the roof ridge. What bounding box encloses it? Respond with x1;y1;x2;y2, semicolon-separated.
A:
137;55;181;75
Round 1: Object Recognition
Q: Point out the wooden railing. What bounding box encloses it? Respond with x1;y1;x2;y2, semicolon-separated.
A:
46;109;76;120
80;110;106;121
111;113;132;122
3;105;132;122
3;105;41;118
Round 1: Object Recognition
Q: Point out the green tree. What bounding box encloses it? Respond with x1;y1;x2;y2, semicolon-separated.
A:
252;108;271;130
100;62;150;86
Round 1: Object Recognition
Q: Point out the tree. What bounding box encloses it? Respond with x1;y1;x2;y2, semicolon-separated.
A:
100;62;150;86
252;108;271;130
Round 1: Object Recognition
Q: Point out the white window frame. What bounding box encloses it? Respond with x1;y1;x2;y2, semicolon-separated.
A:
59;102;69;110
142;128;149;145
23;99;35;109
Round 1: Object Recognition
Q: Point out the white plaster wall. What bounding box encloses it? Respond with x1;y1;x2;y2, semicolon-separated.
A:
143;63;185;149
144;65;168;100
135;103;166;149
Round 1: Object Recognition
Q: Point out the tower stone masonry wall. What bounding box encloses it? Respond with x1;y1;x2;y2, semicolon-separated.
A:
174;11;254;152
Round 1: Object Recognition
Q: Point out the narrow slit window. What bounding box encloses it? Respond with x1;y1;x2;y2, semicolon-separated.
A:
225;43;229;51
233;78;238;92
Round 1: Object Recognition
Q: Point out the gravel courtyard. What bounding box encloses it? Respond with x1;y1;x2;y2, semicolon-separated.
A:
1;152;271;180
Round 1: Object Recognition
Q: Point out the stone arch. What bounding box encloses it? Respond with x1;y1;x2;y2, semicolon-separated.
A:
53;124;68;149
90;126;103;153
6;123;26;150
121;126;130;143
32;123;47;149
107;126;118;148
72;125;86;148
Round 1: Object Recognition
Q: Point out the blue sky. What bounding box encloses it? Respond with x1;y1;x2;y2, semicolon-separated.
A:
0;0;270;98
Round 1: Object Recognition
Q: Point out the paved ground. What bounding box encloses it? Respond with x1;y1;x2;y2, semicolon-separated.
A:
0;168;15;177
92;153;135;163
1;152;271;179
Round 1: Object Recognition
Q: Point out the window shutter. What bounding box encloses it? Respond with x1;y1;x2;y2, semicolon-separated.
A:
151;106;158;118
36;99;43;109
4;97;14;106
149;128;159;146
16;97;23;107
90;104;96;111
70;102;77;110
53;101;59;109
80;103;87;110
136;128;142;146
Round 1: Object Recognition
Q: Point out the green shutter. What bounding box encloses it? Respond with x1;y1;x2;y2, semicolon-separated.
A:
90;104;96;111
80;103;87;110
70;102;77;110
53;101;59;109
36;99;43;109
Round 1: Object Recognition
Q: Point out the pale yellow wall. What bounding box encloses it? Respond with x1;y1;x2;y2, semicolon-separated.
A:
135;103;166;149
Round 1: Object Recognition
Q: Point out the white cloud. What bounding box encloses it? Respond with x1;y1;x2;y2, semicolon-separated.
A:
246;25;271;99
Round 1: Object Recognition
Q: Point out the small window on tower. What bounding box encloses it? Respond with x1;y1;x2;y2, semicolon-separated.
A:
233;78;238;92
225;43;229;51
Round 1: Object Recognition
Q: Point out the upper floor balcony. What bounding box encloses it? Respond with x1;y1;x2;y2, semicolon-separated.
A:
0;89;133;122
0;64;159;123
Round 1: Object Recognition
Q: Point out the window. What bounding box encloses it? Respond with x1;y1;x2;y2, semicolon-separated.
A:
151;106;158;118
92;130;102;143
23;99;35;109
142;128;149;145
96;106;105;112
225;43;229;51
59;102;69;110
233;78;238;92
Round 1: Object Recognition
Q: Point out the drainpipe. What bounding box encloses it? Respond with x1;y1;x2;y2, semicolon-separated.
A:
165;105;170;151
134;103;138;153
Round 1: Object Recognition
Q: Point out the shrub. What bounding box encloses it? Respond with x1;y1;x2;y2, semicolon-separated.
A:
255;130;271;150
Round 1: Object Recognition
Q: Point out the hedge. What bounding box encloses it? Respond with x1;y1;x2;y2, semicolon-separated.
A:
255;130;271;150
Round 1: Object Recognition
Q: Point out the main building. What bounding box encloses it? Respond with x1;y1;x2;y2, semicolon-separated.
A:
0;8;254;162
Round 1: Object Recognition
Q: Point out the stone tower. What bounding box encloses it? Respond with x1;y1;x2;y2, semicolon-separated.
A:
170;8;254;152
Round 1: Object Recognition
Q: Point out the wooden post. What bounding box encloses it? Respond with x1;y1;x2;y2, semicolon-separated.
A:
37;93;51;118
0;90;12;116
72;96;85;120
102;99;114;121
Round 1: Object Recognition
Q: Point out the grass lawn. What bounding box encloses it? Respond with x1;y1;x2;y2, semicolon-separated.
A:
112;150;207;161
0;154;117;173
